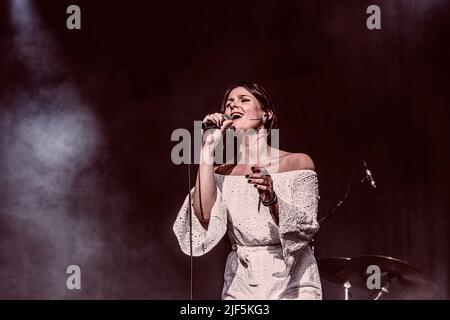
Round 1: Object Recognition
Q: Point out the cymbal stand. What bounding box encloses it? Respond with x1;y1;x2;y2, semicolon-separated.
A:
344;281;352;300
373;275;392;300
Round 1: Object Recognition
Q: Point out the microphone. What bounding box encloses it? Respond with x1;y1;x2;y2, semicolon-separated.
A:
363;160;377;189
202;114;232;129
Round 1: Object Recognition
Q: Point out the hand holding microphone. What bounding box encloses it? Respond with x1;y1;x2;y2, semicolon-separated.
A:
200;111;268;149
202;113;232;130
201;113;234;148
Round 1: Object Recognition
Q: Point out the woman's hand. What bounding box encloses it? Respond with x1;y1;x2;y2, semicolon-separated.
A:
201;113;234;147
246;166;275;202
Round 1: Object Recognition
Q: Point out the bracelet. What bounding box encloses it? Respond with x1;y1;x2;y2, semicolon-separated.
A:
261;192;278;207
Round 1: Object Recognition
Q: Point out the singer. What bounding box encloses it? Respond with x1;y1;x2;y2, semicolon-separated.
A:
173;81;322;299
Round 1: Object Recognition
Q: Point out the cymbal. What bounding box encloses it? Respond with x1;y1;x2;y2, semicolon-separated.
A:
317;257;363;287
350;255;438;299
318;255;438;299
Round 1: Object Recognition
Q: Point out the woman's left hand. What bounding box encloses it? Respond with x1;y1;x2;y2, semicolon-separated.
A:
246;166;275;202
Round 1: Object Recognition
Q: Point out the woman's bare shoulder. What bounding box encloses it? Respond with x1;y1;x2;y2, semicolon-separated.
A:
278;151;315;172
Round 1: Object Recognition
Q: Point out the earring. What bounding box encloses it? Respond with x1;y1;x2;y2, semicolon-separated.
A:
262;114;268;124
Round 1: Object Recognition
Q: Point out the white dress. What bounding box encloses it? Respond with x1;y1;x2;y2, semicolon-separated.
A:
173;169;322;300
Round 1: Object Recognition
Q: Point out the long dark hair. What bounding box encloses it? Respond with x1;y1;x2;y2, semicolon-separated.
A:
220;81;278;142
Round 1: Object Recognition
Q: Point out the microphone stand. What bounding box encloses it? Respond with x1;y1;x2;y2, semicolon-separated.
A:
310;160;371;251
310;170;371;252
185;118;231;300
187;161;194;300
310;161;375;300
319;175;370;229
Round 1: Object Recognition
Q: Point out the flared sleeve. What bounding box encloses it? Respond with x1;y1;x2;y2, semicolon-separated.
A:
274;170;320;277
172;181;228;256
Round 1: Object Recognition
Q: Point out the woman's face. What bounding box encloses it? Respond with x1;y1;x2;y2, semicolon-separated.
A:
224;87;264;130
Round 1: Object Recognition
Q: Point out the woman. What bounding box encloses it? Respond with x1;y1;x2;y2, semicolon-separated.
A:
173;81;321;299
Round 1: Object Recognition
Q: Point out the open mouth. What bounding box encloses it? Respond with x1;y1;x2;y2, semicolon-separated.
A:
231;113;243;120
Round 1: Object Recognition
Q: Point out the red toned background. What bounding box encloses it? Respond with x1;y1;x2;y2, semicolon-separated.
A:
0;0;448;299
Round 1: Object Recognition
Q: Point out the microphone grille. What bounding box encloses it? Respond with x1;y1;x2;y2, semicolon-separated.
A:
223;114;232;120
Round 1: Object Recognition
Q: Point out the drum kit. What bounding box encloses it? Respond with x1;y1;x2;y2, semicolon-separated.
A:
317;255;438;300
314;161;438;300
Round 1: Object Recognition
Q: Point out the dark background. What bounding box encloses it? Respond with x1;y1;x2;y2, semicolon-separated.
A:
0;0;449;299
